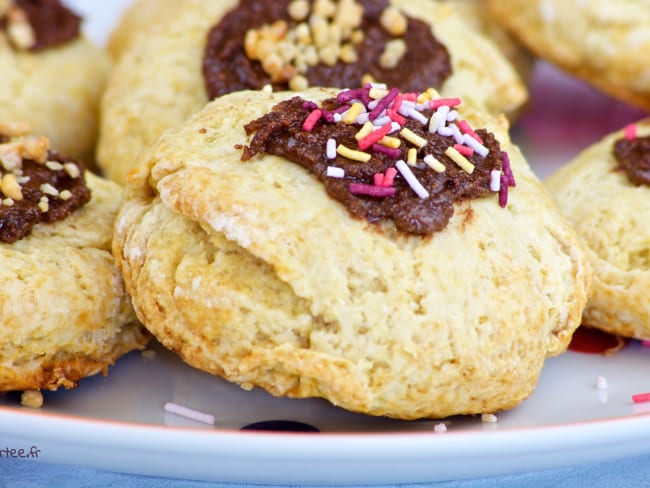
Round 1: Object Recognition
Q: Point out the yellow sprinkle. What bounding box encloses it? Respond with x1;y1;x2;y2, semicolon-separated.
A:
361;73;376;86
424;154;446;173
337;144;371;163
344;102;364;124
445;146;475;174
407;147;417;166
427;87;441;100
416;92;430;104
355;121;374;141
378;135;401;148
400;127;427;149
369;87;389;99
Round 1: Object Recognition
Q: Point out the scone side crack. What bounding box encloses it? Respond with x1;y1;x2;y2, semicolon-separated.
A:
613;123;650;187
0;0;81;52
203;0;452;98
0;125;90;243
242;86;515;236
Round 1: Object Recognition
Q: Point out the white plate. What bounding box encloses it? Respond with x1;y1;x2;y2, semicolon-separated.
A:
2;2;650;484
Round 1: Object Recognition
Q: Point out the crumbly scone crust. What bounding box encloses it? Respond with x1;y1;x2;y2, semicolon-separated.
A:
486;0;650;111
114;88;590;419
545;119;650;340
0;172;148;392
97;0;527;184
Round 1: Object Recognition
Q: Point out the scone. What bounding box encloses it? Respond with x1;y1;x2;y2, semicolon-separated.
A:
0;124;149;398
545;120;650;340
0;0;111;163
486;0;650;111
113;86;590;420
97;0;527;184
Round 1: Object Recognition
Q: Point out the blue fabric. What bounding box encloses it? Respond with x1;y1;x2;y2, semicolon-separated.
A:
1;455;648;488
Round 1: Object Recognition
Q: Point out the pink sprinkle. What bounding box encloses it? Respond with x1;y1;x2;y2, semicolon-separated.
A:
499;173;509;208
387;109;407;125
302;109;322;131
369;87;399;121
349;183;396;197
383;167;397;187
457;120;483;144
401;92;418;101
372;143;400;159
501;151;516;187
641;340;650;347
624;123;637;140
358;123;392;150
374;173;385;186
429;97;462;110
454;144;474;157
632;392;650;404
391;94;403;113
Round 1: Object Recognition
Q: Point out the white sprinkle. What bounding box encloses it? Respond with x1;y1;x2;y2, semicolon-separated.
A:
596;375;608;390
446;110;458;122
481;413;498;423
428;112;445;134
405;108;428;125
433;423;447;433
367;100;379;110
369;82;387;90
424;154;446;173
389;121;401;134
450;124;465;144
396;159;429;199
326;138;337;159
373;115;391;126
490;170;501;191
435;105;450;121
164;402;215;426
463;134;489;157
333;113;342;122
437;126;454;137
356;113;369;125
326;166;345;178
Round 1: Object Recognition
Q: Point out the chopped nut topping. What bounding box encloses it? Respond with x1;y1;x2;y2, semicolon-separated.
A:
38;195;49;213
6;6;35;50
45;161;64;171
20;390;43;408
380;38;407;69
63;162;80;179
40;182;59;196
1;173;23;201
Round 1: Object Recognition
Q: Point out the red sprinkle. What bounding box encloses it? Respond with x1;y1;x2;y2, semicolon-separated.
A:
383;167;397;187
632;392;650;404
430;97;462;109
302;109;322;131
358;123;392;150
387;109;407;125
391;94;403;113
349;183;396;197
501;151;516;187
453;143;474;157
624;123;637;140
374;173;385;186
498;173;509;208
457;120;483;144
401;92;418;101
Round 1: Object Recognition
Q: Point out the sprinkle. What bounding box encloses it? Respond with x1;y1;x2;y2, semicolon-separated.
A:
326;138;337;159
383;167;397;186
428;111;445;134
386;109;406;125
355;121;375;141
368;87;389;100
358;123;392;150
481;413;498;423
369;87;399;121
453;143;473;157
424;154;445;173
624;123;637;140
373;115;392;127
388;121;402;134
445;146;475;174
437;125;454;137
450;124;465;144
302;109;322;131
349;183;396;197
333;113;342;122
396;159;429;199
404;107;428;125
374;173;384;186
499;173;509;208
343;102;364;124
501;151;516;187
433;423;447;433
430;97;462;109
446;110;458;122
632;392;650;404
457;120;483;144
407;147;417;165
337;88;364;104
164;402;216;425
391;94;403;112
642;340;650;347
327;166;345;178
378;136;401;148
490;170;501;191
401;92;418;101
337;144;371;162
463;134;489;158
372;143;400;159
355;112;370;125
302;101;318;111
595;375;608;390
400;127;427;149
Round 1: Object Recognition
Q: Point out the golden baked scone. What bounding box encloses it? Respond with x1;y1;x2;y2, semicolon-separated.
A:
106;0;180;60
114;87;590;420
0;126;148;397
0;1;111;163
545;120;650;340
486;0;650;111
98;0;527;184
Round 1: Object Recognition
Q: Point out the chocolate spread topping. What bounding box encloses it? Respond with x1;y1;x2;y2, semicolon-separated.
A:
203;0;451;99
242;96;504;236
1;0;81;51
613;135;650;186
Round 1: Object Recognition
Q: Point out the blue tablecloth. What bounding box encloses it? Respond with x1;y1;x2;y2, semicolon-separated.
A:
2;455;648;487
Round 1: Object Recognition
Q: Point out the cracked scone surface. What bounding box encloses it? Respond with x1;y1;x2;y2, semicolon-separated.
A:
545;119;650;340
114;88;590;420
486;0;650;111
0;172;149;393
97;0;527;184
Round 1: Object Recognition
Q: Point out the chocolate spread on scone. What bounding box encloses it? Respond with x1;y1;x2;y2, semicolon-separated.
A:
203;0;451;98
614;133;650;187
